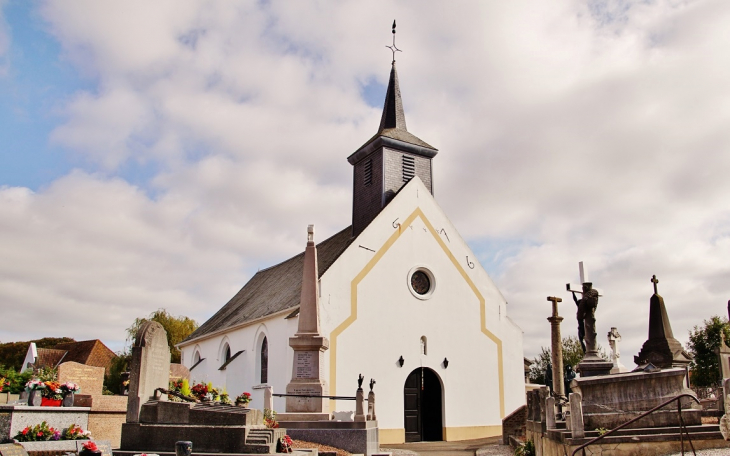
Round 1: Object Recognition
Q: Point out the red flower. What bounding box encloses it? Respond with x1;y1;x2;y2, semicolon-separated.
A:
83;441;99;452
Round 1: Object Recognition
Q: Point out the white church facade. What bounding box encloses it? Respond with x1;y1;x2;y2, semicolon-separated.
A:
178;62;525;444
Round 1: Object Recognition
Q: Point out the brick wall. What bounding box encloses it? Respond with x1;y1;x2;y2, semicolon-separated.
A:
502;404;527;445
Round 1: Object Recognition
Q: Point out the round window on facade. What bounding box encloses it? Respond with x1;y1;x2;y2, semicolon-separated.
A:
407;266;435;300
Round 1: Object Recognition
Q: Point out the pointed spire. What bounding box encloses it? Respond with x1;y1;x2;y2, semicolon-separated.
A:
378;63;407;133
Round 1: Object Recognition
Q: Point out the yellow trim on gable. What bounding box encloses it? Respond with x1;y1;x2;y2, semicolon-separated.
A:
328;207;506;417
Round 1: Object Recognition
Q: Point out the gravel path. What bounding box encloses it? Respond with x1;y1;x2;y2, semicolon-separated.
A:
665;450;730;456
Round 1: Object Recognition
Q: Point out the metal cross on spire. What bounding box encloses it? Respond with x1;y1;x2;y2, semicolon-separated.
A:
651;274;659;294
386;20;402;63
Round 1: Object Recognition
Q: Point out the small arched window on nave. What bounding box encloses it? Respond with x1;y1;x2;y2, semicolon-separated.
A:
260;336;268;383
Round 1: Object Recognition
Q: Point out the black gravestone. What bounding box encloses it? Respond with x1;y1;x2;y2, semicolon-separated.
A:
0;444;29;456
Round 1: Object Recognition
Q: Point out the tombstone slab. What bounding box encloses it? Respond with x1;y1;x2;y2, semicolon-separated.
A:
126;321;171;423
58;362;105;397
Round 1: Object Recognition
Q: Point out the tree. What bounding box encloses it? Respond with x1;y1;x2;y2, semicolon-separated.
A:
126;309;198;363
687;315;730;387
528;335;607;384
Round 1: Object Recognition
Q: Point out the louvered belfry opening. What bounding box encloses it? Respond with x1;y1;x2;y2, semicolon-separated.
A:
402;154;415;182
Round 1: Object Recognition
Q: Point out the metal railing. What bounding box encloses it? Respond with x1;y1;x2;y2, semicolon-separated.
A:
570;393;700;456
272;393;356;400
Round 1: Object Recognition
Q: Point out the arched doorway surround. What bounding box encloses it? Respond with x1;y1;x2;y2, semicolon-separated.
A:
404;367;443;442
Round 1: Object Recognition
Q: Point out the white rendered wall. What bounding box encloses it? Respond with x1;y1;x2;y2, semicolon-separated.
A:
319;177;525;438
179;311;299;412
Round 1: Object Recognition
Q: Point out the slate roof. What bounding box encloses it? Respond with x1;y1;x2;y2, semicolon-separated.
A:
182;226;355;344
358;63;436;152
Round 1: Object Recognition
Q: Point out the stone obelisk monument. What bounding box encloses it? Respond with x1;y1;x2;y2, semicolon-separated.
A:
283;225;330;419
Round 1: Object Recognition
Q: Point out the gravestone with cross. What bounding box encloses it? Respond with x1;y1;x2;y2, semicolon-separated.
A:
634;275;692;368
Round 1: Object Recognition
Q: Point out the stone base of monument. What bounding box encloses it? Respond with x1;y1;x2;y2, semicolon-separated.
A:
524;368;724;455
276;412;331;421
120;401;285;454
576;357;613;378
277;418;378;456
572;368;701;429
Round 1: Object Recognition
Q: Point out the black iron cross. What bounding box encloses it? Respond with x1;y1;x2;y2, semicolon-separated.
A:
386;20;402;63
651;275;659;294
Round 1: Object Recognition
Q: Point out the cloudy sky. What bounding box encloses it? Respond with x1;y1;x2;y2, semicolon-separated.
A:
1;0;729;368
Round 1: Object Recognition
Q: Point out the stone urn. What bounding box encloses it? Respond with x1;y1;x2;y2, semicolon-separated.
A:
27;389;42;406
63;392;75;407
236;401;250;408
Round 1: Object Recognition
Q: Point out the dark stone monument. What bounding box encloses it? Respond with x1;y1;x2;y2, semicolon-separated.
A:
567;262;612;377
634;275;692;368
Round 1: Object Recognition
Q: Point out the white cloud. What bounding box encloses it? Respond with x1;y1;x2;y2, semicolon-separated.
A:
1;0;729;368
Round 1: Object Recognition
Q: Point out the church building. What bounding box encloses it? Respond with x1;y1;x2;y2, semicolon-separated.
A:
178;60;525;444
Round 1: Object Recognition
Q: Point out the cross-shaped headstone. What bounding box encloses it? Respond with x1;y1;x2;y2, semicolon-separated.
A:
651;275;659;294
547;296;563;317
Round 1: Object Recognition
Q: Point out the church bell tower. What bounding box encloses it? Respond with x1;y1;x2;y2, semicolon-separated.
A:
348;61;438;236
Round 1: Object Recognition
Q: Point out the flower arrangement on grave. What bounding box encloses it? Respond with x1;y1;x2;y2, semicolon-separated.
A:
263;408;279;428
277;435;293;453
80;440;101;455
190;382;209;401
208;384;220;401
0;376;9;392
180;378;191;397
167;379;183;401
235;392;251;407
62;424;91;440
42;381;64;400
25;379;46;391
219;387;231;405
60;382;81;394
14;421;60;441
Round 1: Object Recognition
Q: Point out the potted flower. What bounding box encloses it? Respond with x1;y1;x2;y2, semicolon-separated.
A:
60;382;81;407
278;435;293;453
79;440;101;456
25;380;46;406
13;421;59;441
235;392;251;408
190;383;208;401
62;423;91;440
41;381;63;406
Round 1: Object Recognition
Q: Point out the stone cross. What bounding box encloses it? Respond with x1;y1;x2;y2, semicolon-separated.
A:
651;275;659;294
547;296;565;399
608;327;628;373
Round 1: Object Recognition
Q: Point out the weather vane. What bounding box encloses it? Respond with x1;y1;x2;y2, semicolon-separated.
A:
386;20;402;63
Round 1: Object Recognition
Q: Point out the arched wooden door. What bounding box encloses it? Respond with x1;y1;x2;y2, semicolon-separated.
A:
404;367;443;442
